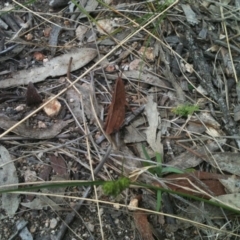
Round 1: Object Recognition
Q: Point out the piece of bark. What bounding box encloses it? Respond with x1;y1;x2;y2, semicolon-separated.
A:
26;82;42;106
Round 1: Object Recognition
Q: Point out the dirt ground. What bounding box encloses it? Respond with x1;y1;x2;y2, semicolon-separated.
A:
0;0;240;239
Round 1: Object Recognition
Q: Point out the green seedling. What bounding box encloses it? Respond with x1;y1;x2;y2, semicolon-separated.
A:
103;177;130;196
172;104;199;117
141;144;184;211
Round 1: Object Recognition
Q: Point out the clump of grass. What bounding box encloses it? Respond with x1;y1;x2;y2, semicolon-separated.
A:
172;104;199;117
103;177;130;196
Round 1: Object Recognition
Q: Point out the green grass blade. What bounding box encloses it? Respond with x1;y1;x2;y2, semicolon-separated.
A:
156;189;162;211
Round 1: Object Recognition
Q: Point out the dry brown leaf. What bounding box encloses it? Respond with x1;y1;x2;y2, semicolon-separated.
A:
48;154;68;176
133;211;154;240
156;171;228;199
104;76;126;134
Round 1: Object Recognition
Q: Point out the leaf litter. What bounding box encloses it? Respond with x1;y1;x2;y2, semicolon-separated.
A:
0;0;240;239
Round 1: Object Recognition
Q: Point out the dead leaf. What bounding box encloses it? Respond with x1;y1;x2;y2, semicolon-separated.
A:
0;114;69;139
129;59;145;70
0;48;97;88
211;193;240;211
166;139;226;169
0;145;20;216
125;124;146;143
104;77;126;134
97;19;114;35
138;47;155;61
75;25;88;41
158;171;227;199
181;4;198;25
21;196;64;211
219;175;240;193
190;112;221;129
133;211;154;240
105;70;170;88
24;169;37;183
39;165;52;181
66;83;99;123
49;154;68;176
206;153;240;176
145;95;163;155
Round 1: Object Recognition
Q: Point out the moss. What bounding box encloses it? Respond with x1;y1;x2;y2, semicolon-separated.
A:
172;104;199;117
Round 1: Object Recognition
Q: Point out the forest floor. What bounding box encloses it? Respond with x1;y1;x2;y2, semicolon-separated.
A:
0;0;240;239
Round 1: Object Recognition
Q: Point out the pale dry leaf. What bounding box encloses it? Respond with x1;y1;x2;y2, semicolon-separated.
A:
135;143;156;159
83;0;98;13
0;114;68;139
219;176;240;193
128;198;139;211
181;4;198;25
75;25;88;41
21;196;64;211
145;95;163;155
196;85;208;95
207;44;220;52
184;63;194;73
167;139;226;169
96;19;114;35
206;127;221;137
129;59;145;71
138;47;155;61
206;153;240;176
106;70;170;88
24;169;37;183
66;83;99;123
124;125;146;143
0;145;20;216
211;193;240;211
0;48;97;88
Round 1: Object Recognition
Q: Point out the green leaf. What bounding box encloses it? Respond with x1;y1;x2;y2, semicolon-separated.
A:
154;152;162;175
156;189;162;211
142;144;151;161
161;167;184;174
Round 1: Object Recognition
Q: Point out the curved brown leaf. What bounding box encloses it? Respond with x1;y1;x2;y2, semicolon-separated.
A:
104;77;126;134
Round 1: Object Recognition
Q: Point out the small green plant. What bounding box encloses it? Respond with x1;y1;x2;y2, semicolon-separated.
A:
103;177;130;196
172;104;199;117
141;144;183;211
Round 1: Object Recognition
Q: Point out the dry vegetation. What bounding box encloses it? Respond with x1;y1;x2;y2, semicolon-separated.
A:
0;0;240;239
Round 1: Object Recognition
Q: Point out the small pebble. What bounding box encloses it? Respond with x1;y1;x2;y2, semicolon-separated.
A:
50;218;58;229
